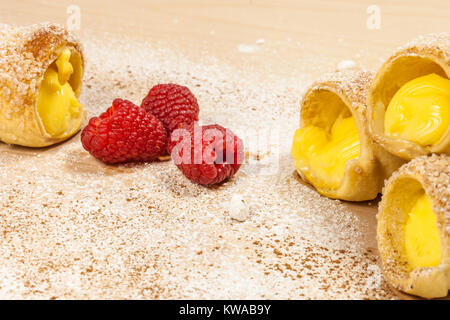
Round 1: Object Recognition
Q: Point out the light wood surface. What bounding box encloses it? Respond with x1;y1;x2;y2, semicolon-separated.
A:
1;0;449;300
2;0;450;77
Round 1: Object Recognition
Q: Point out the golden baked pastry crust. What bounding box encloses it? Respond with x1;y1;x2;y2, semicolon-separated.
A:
377;154;450;299
0;23;85;147
297;70;404;201
367;33;450;160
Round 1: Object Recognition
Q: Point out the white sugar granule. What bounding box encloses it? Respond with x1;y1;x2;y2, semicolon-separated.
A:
0;30;396;300
228;194;250;222
237;43;259;53
337;59;356;71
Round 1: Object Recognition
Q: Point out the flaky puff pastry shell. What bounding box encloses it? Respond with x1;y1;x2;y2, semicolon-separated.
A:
377;154;449;299
298;70;404;201
367;33;450;160
0;23;85;147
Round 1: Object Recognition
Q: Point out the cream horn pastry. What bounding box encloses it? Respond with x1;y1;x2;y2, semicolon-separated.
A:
291;70;404;201
377;154;449;299
0;23;85;147
367;33;450;160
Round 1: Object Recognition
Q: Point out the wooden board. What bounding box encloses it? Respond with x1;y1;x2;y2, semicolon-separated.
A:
2;0;450;76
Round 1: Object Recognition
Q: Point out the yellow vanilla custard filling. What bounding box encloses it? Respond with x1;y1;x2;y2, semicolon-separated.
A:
404;192;441;270
384;74;450;147
291;111;360;190
37;48;83;138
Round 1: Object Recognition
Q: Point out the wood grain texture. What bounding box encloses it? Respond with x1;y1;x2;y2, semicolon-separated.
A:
1;0;450;77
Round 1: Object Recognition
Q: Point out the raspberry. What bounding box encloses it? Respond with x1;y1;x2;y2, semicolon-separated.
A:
81;99;167;164
141;84;199;134
168;124;244;186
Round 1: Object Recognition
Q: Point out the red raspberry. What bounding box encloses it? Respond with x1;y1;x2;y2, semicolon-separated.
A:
81;99;167;164
168;124;244;186
141;84;199;134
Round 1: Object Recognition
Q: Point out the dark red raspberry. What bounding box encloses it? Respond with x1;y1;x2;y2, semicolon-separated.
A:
168;124;244;186
141;84;199;134
81;99;167;164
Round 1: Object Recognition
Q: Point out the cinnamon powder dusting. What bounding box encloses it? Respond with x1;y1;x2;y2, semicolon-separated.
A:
0;25;397;299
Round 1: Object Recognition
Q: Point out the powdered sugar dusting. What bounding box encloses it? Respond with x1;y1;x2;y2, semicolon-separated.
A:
0;30;395;299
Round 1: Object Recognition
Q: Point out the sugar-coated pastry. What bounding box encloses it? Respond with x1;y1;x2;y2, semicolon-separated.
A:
291;70;404;201
367;33;450;160
0;23;85;147
377;154;449;299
